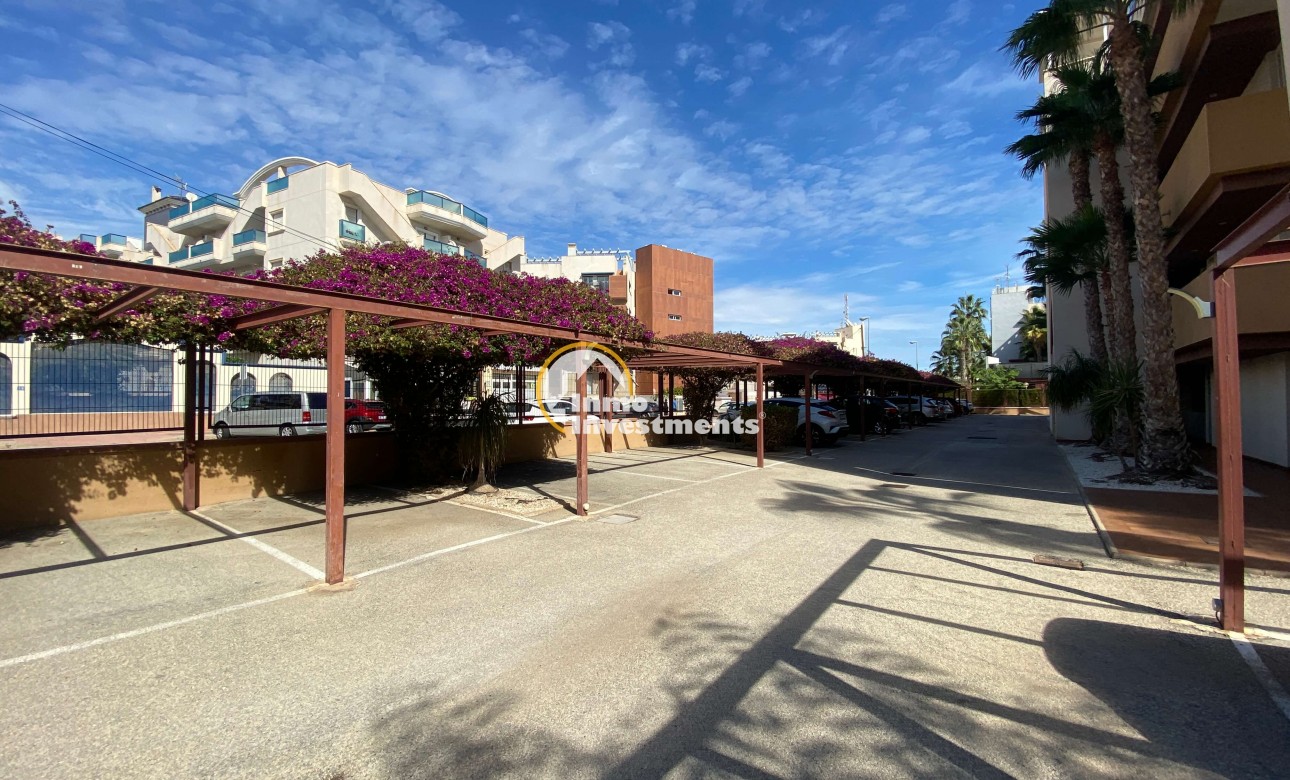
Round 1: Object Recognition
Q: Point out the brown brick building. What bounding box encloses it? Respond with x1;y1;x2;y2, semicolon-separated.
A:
629;244;714;394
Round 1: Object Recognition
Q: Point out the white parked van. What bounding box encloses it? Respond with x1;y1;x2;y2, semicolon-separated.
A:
211;392;329;438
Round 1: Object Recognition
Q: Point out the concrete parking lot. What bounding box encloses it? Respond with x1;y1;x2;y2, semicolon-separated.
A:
1;416;1288;778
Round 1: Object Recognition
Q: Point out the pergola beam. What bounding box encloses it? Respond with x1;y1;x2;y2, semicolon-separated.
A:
94;285;159;323
1214;183;1290;272
230;304;325;331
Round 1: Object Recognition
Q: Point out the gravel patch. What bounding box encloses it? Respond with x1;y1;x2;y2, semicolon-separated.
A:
1060;444;1259;496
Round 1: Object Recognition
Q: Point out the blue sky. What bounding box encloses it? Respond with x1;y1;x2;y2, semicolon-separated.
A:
0;0;1044;367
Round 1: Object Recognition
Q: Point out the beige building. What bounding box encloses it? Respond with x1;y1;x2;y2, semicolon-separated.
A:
1045;0;1290;466
123;156;526;273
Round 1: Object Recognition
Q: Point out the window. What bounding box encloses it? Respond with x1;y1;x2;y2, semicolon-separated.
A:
268;210;285;234
230;372;256;399
668;314;682;321
668;288;682;296
268;372;293;392
581;273;611;294
345;206;362;224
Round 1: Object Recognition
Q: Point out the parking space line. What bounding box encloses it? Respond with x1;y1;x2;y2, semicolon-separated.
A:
623;472;698;483
590;455;807;517
853;467;1077;496
190;511;325;580
1229;632;1290;723
355;518;575;579
443;500;550;525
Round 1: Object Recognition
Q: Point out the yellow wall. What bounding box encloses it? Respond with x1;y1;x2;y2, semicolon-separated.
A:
1173;262;1290;349
1160;89;1290;227
0;425;669;530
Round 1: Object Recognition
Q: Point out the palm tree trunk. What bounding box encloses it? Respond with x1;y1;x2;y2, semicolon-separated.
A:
1068;150;1110;365
1093;133;1139;365
1107;13;1191;474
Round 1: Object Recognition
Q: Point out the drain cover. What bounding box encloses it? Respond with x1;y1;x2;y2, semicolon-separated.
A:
598;514;638;525
880;483;910;489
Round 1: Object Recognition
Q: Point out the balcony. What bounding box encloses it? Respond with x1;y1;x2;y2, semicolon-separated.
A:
266;177;289;194
339;219;366;243
98;233;129;259
1161;88;1290;282
232;229;267;259
405;190;489;240
423;237;486;266
167;194;239;234
168;241;215;265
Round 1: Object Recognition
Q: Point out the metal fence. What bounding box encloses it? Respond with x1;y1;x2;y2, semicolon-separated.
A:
0;339;375;441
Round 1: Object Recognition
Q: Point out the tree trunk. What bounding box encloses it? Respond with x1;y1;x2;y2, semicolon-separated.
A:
1069;150;1110;365
1108;14;1192;475
1094;133;1139;365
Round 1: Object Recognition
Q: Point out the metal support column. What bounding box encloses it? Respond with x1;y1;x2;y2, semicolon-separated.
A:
576;356;589;516
755;363;765;468
325;308;347;584
859;376;867;442
668;372;675;417
602;370;614;454
515;363;524;422
197;345;207;442
804;372;813;455
182;343;199;511
1213;270;1246;631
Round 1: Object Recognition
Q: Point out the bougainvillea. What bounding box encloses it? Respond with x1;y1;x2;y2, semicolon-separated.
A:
656;331;770;421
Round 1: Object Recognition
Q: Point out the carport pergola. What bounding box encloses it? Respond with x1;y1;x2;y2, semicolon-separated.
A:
0;243;795;585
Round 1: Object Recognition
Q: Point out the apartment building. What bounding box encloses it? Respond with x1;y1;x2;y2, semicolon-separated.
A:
1044;0;1290;466
129;156;525;272
510;244;637;312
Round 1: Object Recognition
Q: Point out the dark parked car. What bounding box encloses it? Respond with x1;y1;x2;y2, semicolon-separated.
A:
845;396;903;435
344;399;390;433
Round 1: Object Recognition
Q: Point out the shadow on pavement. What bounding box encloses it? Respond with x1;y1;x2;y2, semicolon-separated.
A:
1045;618;1290;777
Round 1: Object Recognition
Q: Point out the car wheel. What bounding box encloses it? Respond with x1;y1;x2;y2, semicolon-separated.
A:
213;422;230;439
871;419;885;435
279;424;297;437
916;413;928;426
823;433;839;446
346;421;363;434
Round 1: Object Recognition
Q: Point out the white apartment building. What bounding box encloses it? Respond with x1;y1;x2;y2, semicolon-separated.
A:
117;156;525;273
505;243;636;312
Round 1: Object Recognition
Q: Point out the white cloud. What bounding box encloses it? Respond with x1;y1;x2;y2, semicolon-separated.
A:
803;26;850;66
587;21;634;68
876;4;907;24
695;63;724;83
735;41;772;70
728;76;753;97
898;281;923;293
942;61;1031;98
704;120;737;140
674;42;709;66
945;0;972;25
520;29;570;59
667;0;696;25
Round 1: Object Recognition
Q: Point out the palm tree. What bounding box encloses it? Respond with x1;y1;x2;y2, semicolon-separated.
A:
945;294;989;386
1009;82;1111;363
1018;305;1049;362
1005;0;1195;474
1018;206;1109;365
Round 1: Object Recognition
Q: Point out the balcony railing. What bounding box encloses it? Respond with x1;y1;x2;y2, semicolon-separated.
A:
339;219;366;242
168;193;238;220
407;190;488;228
190;241;214;258
266;177;289;194
168;247;189;262
79;234;97;245
233;230;267;246
100;233;127;245
423;237;486;266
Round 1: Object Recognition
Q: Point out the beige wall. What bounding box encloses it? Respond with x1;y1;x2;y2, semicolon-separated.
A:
0;425;670;530
1173;261;1290;349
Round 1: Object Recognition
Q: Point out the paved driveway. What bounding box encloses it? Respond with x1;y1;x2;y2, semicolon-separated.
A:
1;415;1287;778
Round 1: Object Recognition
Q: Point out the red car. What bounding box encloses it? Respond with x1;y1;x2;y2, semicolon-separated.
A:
343;399;390;433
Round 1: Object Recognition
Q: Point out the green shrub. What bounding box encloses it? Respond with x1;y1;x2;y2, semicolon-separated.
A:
741;404;797;451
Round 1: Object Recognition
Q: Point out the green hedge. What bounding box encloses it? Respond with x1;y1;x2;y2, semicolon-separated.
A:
970;388;1048;408
742;404;797;451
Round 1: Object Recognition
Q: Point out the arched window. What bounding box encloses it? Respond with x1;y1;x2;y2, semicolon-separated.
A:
268;372;293;392
230;372;257;400
0;354;11;415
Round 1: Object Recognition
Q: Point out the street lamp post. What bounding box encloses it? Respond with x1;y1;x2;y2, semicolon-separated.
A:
909;340;919;371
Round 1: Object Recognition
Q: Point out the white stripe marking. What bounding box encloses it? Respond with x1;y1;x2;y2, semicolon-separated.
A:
1229;632;1290;723
355;518;574;578
444;500;549;525
191;510;325;580
623;472;698;483
590;455;807;516
0;587;313;670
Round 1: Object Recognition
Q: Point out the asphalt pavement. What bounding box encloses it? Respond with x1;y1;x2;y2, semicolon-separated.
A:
1;415;1287;778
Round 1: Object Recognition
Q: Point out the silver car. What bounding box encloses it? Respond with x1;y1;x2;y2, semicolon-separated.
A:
211;391;329;438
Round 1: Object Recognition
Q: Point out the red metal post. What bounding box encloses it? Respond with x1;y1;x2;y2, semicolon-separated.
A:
657;370;665;418
668;372;675;417
755;363;765;468
182;343;199;511
804;372;813;455
196;345;207;442
515;363;524;422
859;376;867;442
325;308;347;584
1213;270;1245;631
576;354;589;516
